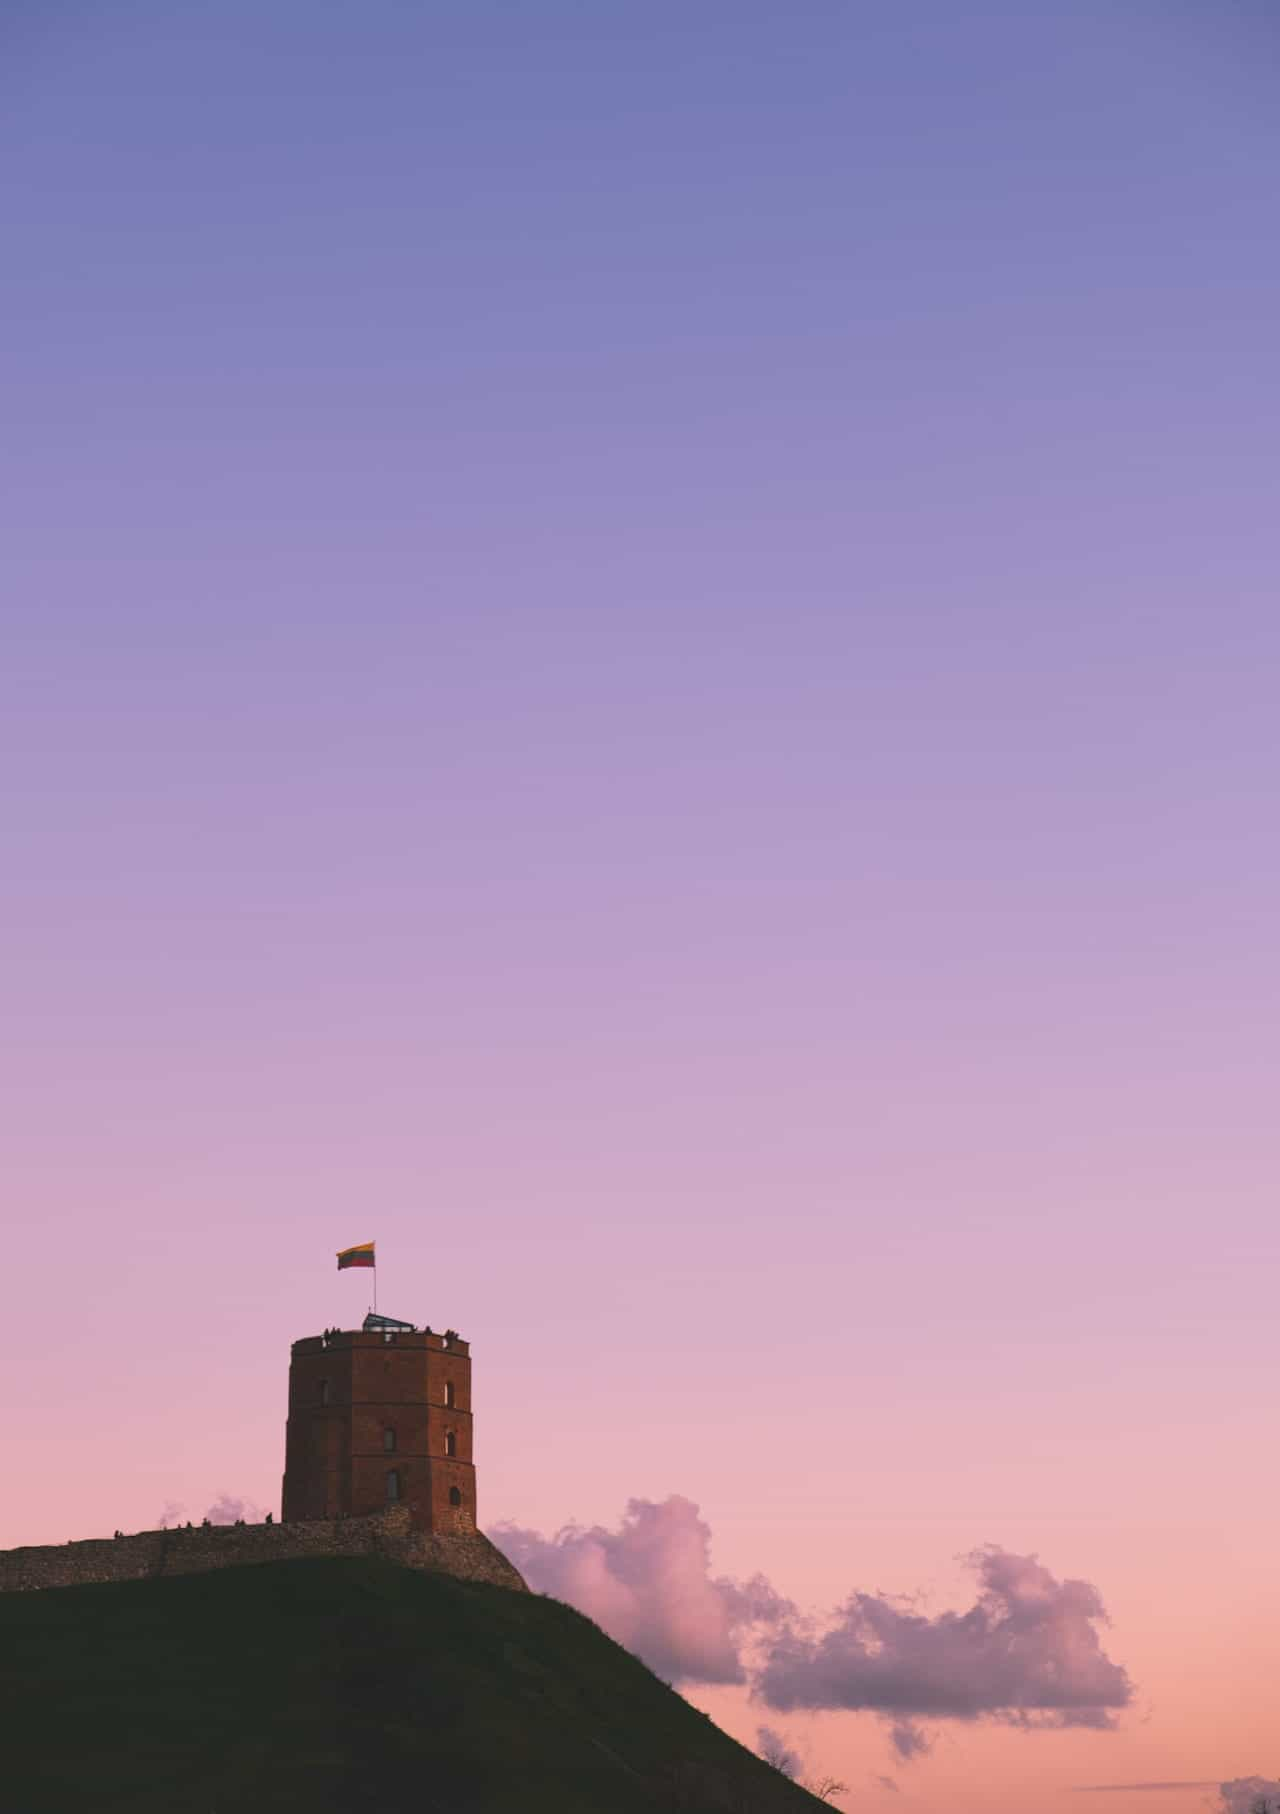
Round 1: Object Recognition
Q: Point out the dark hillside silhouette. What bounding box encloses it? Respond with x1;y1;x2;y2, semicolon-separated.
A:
0;1557;829;1812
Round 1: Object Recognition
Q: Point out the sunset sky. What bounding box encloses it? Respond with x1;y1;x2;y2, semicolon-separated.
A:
3;5;1278;1809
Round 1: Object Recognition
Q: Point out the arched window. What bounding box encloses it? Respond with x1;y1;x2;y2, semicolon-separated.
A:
444;1381;456;1409
445;1431;457;1457
449;1487;462;1507
383;1427;396;1453
318;1379;330;1406
385;1469;400;1502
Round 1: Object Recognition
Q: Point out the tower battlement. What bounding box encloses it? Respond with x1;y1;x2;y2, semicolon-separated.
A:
290;1329;470;1357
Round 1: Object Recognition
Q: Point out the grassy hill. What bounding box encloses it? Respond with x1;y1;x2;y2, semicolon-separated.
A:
0;1556;827;1812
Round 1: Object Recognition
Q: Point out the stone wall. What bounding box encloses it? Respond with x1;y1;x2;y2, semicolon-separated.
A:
0;1505;526;1596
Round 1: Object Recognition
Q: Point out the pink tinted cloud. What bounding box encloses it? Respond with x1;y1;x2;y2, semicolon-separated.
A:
489;1495;792;1685
204;1492;266;1526
492;1497;1133;1749
756;1545;1132;1727
889;1719;932;1762
1216;1781;1280;1813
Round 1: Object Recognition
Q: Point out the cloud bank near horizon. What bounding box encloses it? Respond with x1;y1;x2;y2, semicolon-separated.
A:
490;1499;1133;1736
1216;1781;1280;1814
758;1544;1133;1728
490;1495;792;1685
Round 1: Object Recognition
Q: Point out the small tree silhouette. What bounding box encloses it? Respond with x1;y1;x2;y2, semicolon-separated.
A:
757;1729;848;1805
758;1730;799;1778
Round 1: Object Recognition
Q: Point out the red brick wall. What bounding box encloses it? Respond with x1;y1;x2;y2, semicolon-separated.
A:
282;1330;478;1532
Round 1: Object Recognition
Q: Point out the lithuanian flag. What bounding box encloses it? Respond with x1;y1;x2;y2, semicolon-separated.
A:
336;1241;375;1270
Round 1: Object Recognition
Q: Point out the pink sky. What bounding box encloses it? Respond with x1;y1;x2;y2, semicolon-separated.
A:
3;6;1278;1808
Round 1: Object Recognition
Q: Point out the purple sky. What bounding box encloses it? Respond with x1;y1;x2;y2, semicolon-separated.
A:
3;5;1278;1805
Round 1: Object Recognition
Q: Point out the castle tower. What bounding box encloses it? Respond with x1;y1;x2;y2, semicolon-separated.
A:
282;1321;476;1533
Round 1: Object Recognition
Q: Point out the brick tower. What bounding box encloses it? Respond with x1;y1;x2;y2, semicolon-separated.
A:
282;1320;476;1533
